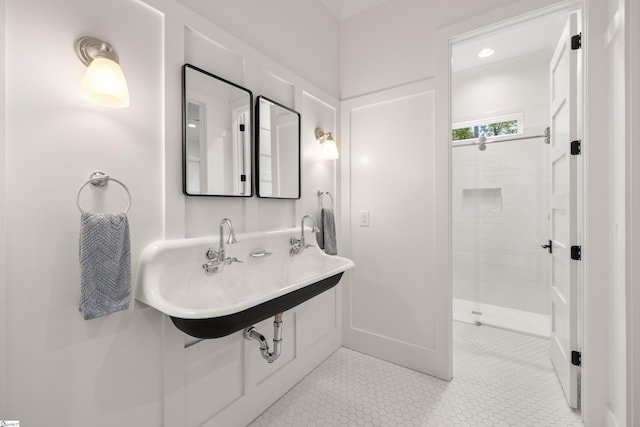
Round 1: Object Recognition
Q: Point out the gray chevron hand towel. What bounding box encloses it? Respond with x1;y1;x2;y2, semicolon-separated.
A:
79;212;131;320
321;208;337;255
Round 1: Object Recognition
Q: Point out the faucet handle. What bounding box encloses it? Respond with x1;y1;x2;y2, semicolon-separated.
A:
206;248;220;260
203;261;222;274
227;257;243;264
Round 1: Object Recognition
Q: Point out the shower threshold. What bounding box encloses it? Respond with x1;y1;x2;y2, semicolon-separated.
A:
452;298;550;338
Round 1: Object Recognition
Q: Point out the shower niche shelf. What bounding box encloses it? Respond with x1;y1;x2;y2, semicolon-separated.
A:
462;187;502;214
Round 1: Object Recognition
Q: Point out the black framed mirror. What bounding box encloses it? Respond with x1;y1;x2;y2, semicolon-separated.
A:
182;64;253;197
255;96;301;199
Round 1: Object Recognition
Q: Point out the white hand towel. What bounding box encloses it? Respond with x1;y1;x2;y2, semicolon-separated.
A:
79;212;131;320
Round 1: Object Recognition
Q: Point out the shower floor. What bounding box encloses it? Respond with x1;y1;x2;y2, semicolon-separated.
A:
249;321;582;426
453;297;550;338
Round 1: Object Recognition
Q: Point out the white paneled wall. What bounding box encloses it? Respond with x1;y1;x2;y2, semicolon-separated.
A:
152;2;343;425
451;55;551;315
3;0;341;425
156;2;343;426
342;80;450;379
175;0;340;98
340;0;623;424
349;93;436;345
5;0;165;424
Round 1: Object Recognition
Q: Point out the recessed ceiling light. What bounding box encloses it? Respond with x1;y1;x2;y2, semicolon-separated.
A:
478;48;495;58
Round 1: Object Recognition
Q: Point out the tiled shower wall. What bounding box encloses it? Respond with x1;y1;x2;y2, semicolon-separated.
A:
452;55;551;315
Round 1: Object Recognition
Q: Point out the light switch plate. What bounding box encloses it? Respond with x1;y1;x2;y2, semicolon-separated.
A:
359;210;370;227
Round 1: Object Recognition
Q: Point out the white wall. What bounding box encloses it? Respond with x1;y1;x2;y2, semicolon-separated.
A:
2;0;342;426
451;55;551;315
339;0;565;383
158;4;343;424
339;0;521;99
342;0;623;425
175;0;340;99
341;81;446;377
5;0;165;425
2;0;629;426
606;0;626;425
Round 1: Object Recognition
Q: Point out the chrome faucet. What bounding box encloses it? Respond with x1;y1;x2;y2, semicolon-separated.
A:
203;218;242;274
290;215;319;256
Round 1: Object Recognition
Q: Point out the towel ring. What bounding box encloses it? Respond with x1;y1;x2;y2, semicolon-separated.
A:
317;190;334;209
77;172;131;214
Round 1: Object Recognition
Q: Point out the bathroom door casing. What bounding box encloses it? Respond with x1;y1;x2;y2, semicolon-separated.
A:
548;12;580;409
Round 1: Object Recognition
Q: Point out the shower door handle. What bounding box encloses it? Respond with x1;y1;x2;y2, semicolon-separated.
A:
541;240;552;254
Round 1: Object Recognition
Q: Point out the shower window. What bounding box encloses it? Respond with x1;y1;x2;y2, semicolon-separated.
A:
452;113;523;141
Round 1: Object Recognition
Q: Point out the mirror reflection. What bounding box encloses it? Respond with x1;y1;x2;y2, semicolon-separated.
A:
255;96;301;199
182;64;253;196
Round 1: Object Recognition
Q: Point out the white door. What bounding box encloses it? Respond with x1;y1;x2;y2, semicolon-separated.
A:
548;12;580;409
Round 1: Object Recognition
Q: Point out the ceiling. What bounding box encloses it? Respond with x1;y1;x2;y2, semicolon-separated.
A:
452;11;568;73
319;0;391;21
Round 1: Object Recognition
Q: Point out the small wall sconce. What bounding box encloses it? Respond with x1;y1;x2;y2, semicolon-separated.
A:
74;36;130;108
315;128;339;160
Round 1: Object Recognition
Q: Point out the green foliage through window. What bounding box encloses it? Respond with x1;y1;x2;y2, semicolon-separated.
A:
452;119;519;141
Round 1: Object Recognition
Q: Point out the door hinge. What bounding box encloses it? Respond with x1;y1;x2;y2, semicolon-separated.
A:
571;33;582;50
571;350;582;367
240;174;246;182
571;245;582;260
239;124;245;132
571;140;581;155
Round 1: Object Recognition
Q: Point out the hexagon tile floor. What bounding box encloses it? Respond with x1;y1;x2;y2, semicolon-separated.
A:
248;321;583;426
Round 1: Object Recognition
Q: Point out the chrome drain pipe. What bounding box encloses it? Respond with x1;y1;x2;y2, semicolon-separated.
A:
243;313;283;363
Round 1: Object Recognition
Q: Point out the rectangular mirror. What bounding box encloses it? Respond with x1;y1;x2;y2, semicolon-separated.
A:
255;96;301;199
182;64;253;196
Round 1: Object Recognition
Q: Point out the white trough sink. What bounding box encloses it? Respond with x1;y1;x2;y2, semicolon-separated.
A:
136;227;354;338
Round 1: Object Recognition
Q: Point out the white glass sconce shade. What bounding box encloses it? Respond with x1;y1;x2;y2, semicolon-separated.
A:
81;57;130;107
321;134;339;160
315;128;339;160
75;36;130;108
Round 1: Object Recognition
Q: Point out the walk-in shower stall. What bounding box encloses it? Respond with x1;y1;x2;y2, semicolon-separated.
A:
451;132;551;337
450;33;561;336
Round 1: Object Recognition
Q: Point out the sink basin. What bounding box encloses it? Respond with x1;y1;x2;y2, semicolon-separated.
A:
136;227;355;338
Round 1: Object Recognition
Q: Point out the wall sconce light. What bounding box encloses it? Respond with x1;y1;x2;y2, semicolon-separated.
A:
315;128;339;160
74;36;130;108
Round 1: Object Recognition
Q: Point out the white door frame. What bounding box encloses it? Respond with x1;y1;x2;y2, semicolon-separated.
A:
434;0;614;423
626;0;640;423
0;0;7;415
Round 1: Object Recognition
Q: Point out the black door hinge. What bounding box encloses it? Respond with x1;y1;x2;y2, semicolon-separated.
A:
239;124;245;132
571;33;582;50
571;140;581;155
571;351;582;367
571;245;582;260
240;174;246;182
